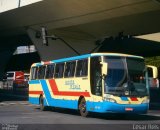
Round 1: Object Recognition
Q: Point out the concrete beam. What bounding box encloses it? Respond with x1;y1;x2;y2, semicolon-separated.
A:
27;28;97;61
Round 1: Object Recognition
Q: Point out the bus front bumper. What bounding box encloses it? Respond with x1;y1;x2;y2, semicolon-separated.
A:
88;102;149;114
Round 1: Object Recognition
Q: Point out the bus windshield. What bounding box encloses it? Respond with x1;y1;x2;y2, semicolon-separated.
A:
104;56;148;97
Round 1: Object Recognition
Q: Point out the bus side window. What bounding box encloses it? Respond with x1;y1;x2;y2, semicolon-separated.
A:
76;59;88;77
31;67;38;80
54;63;65;78
30;68;34;80
37;65;46;79
45;64;55;79
64;61;76;78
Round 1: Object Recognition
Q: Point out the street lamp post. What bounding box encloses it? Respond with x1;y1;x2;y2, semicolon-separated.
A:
18;0;21;7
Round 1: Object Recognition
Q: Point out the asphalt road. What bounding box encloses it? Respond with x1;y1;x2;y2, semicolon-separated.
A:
0;93;160;130
0;100;160;130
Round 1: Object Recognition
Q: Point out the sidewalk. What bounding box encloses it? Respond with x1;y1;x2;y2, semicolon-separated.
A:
0;89;28;102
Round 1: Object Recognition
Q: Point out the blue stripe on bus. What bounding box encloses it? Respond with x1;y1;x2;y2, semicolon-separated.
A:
29;97;39;104
87;101;148;114
120;97;128;101
40;80;52;106
32;53;143;67
36;63;42;66
29;80;40;84
52;54;91;63
29;96;79;110
40;80;78;109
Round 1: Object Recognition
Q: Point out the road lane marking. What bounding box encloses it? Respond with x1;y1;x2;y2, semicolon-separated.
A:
0;102;39;106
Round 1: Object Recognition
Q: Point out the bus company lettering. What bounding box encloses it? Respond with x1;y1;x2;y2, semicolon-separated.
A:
65;80;81;90
133;124;159;130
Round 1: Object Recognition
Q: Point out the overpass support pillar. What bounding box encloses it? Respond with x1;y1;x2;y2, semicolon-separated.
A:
0;49;15;81
27;28;97;61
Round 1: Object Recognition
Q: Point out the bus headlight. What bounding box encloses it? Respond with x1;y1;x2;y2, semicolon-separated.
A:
103;97;117;103
142;99;150;104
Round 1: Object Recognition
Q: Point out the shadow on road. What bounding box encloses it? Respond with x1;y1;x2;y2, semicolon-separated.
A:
0;89;28;102
35;107;160;121
149;104;160;110
89;113;160;121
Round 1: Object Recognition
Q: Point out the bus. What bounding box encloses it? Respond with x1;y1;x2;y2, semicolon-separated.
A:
3;71;25;89
29;53;149;117
147;65;159;89
146;65;160;106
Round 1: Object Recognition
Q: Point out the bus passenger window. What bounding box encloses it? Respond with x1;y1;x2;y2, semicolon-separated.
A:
31;67;38;80
76;59;88;77
45;64;55;79
64;61;76;78
38;66;46;79
54;63;64;78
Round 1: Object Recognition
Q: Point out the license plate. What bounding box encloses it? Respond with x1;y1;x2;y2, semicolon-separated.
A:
125;108;133;111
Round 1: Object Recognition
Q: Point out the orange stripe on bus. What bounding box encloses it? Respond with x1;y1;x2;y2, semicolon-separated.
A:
29;91;43;95
48;79;90;97
130;97;138;101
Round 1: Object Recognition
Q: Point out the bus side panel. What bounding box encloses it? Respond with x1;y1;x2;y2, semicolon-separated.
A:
29;80;43;105
38;79;78;109
38;78;92;110
29;77;94;110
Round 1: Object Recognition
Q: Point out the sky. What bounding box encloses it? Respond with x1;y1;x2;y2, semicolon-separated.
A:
0;0;42;13
135;32;160;42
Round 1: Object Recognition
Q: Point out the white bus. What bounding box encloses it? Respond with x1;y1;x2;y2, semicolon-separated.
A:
29;53;149;117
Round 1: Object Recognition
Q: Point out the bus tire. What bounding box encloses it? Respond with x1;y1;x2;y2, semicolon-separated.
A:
40;96;47;111
78;98;88;117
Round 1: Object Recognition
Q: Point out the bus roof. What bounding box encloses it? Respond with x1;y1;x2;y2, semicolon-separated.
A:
31;53;143;67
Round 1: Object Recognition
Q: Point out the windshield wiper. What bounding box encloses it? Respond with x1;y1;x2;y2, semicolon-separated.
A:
105;92;125;96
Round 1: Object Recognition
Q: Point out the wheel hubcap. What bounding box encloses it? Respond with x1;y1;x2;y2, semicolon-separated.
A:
81;102;86;113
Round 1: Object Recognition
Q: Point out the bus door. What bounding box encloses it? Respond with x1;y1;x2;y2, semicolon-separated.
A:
90;57;103;110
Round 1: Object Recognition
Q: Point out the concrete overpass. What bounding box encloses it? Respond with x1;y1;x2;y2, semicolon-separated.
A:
0;0;160;80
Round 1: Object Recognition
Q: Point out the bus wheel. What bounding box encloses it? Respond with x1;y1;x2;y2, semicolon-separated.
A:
79;98;88;117
40;96;47;111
